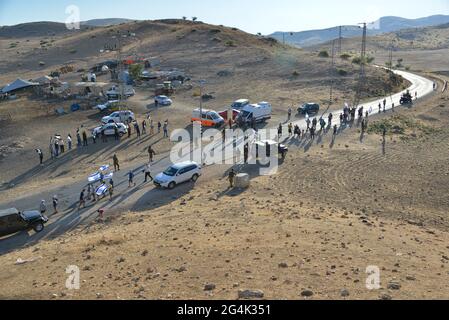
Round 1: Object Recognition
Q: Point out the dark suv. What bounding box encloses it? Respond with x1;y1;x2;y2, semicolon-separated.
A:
0;208;49;237
298;103;320;116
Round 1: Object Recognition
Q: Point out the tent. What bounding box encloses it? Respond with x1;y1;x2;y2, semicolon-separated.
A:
1;79;39;94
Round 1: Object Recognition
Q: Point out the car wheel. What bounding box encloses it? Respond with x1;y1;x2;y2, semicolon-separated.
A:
168;182;176;190
191;174;199;182
33;222;44;233
119;132;124;137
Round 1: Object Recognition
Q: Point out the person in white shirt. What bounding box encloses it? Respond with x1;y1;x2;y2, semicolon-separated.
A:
144;163;153;183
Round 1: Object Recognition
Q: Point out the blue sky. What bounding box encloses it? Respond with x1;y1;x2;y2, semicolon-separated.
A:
1;0;448;34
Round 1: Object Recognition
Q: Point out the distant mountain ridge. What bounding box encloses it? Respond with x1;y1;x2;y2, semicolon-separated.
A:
81;18;134;27
271;14;449;47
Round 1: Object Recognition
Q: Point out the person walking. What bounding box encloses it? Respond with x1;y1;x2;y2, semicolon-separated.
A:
114;126;120;141
278;123;283;137
36;148;44;165
287;107;292;121
113;154;120;172
54;139;59;157
128;170;136;187
158;121;162;134
163;121;169;138
148;145;156;163
78;189;86;210
60;139;65;154
39;200;47;215
288;123;293;137
135;122;141;138
142;120;147;135
228;169;236;188
52;195;59;214
328;113;333;127
144;163;153;183
333;124;338;137
108;184;114;201
67;134;73;150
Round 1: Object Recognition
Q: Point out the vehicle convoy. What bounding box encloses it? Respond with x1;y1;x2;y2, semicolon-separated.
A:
236;102;272;126
400;91;413;105
298;103;320;116
231;99;250;110
0;208;49;237
191;109;225;128
254;140;289;160
154;95;173;106
154;161;202;189
93;123;128;137
102;110;136;124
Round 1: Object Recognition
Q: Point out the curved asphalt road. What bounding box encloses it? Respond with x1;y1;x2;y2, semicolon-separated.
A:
0;68;436;254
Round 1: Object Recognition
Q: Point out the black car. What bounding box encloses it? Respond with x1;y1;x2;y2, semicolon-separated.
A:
0;208;49;237
400;92;413;105
298;103;320;115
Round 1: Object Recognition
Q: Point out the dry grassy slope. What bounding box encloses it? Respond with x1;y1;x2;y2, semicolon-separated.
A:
0;86;448;300
0;19;406;104
311;23;449;54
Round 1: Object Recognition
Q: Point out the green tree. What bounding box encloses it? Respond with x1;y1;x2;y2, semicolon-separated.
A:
129;63;143;80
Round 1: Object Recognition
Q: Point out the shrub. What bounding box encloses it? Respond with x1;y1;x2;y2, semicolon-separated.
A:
337;69;348;76
225;40;236;47
340;53;351;60
292;71;299;77
318;50;329;58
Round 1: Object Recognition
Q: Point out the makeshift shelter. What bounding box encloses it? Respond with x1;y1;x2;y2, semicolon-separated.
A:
33;76;53;85
1;79;39;94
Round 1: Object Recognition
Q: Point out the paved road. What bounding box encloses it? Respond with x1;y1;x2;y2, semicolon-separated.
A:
0;68;436;254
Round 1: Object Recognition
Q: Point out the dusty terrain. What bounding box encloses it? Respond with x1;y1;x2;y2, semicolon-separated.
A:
0;19;448;300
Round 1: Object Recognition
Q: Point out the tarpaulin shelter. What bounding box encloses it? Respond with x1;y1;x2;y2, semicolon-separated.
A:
1;79;39;94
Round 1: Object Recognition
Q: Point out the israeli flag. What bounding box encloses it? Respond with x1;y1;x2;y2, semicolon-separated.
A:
99;165;110;172
96;184;108;196
88;172;101;183
104;173;114;180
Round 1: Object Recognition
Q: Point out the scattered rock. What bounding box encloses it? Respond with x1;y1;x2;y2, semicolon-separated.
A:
340;289;350;297
204;284;216;291
238;290;264;299
387;281;401;290
300;290;314;297
379;293;392;300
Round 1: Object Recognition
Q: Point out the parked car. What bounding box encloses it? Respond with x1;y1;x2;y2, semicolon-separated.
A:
236;102;272;126
298;103;320;116
400;91;413;105
218;109;240;121
93;123;128;137
231;99;250;110
0;208;49;237
191;109;225;128
94;100;119;112
106;85;135;99
154;162;202;189
102;110;135;124
154;95;173;106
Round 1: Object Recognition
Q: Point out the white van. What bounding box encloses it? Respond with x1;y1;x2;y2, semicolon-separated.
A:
237;102;272;125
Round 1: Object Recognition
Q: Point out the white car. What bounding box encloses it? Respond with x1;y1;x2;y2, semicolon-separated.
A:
106;86;135;99
94;100;119;112
101;110;135;124
154;161;202;189
92;123;128;137
155;95;173;106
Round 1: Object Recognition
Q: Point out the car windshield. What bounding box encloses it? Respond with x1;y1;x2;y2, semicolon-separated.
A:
163;166;178;177
241;111;251;119
211;113;220;120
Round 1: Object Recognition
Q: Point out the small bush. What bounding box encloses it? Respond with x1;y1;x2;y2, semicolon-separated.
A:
292;71;299;77
318;50;329;58
337;69;348;76
340;53;351;60
225;40;236;47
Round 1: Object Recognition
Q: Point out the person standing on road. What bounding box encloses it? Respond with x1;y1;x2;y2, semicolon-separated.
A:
144;163;153;183
113;154;120;172
278;123;283;137
67;134;72;150
163;121;169;138
287;107;292;121
36;148;44;165
52;195;59;214
78;189;86;210
60;139;65;154
128;170;136;188
288;123;293;137
333;124;338;137
135;122;141;138
158;121;162;134
82;131;88;147
76;130;82;148
142;120;147;135
114;126;119;141
108;184;114;201
40;200;47;215
148;145;156;163
328;113;333;127
228;169;236;188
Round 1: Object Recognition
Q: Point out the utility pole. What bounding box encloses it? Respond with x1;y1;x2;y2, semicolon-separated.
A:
338;26;342;55
353;22;367;108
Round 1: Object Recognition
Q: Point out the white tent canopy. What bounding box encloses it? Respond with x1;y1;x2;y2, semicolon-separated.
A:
1;78;39;94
